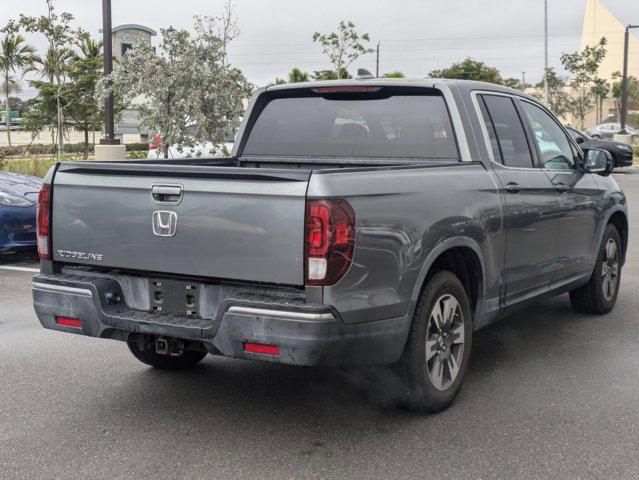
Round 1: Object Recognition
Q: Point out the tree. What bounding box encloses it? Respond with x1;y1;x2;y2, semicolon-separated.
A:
98;14;248;158
216;0;239;66
288;67;309;83
21;80;59;145
64;35;104;159
18;0;77;154
533;68;570;118
383;71;405;78
0;33;35;146
313;21;374;80
312;68;352;81
591;77;610;124
611;71;639;122
429;58;503;84
503;77;530;91
560;37;607;129
8;96;27;113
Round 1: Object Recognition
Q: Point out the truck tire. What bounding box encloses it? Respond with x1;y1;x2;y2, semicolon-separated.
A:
569;224;622;314
127;338;207;370
398;270;473;413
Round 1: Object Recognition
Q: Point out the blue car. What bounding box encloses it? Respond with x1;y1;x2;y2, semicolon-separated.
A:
0;171;42;253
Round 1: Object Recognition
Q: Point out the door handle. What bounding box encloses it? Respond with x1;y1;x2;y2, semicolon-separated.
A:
554;183;570;193
504;183;522;194
152;185;183;203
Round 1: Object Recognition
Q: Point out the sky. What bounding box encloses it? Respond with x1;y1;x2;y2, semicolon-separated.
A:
2;0;638;97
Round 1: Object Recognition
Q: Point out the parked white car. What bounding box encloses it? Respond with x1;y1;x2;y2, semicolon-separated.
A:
147;126;238;159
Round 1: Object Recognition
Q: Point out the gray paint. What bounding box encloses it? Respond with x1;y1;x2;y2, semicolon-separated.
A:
36;78;628;366
51;169;308;285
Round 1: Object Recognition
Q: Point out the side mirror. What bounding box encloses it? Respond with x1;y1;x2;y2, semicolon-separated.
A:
584;148;613;176
575;136;584;144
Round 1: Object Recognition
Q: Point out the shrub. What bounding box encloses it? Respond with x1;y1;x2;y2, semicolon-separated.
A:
0;156;57;178
125;150;148;159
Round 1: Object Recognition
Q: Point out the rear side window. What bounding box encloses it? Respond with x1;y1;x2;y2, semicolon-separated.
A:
481;94;534;168
242;92;459;160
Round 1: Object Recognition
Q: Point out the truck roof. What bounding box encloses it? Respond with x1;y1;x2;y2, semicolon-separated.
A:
264;77;539;103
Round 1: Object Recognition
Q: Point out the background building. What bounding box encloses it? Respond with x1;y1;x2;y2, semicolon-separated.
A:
575;0;639;128
99;24;157;139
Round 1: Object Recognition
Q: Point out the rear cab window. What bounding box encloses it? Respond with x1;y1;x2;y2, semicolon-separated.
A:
242;87;459;161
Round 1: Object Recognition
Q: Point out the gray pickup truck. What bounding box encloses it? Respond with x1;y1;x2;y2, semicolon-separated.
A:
32;79;628;412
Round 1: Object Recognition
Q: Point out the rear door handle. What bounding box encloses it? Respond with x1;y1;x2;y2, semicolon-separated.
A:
504;183;522;194
554;183;570;193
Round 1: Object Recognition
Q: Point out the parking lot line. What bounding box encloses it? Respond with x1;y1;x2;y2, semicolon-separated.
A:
0;265;40;273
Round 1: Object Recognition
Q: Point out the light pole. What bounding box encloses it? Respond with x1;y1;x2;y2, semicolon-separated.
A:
620;24;639;134
543;0;549;104
100;0;118;145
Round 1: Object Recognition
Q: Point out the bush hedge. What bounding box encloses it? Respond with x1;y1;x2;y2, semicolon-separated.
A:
0;142;149;157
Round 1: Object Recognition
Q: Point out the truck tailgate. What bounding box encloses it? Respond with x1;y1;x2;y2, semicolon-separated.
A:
51;162;309;285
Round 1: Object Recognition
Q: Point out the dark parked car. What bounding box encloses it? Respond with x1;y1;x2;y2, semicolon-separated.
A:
32;79;627;412
0;171;42;253
566;126;634;168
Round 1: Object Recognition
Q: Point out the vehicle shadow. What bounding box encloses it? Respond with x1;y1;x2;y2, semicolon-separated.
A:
0;250;39;266
72;294;606;439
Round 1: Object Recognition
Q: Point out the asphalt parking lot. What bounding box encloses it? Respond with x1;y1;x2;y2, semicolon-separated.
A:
1;171;638;480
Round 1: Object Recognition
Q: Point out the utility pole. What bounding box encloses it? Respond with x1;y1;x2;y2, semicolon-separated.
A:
521;72;526;92
375;42;380;78
543;0;549;104
620;25;639;134
100;0;118;145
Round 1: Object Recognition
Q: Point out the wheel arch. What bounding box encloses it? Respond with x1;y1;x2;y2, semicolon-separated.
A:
607;210;628;265
409;237;486;327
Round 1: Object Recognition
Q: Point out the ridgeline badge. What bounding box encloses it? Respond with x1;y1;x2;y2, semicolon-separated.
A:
56;250;104;262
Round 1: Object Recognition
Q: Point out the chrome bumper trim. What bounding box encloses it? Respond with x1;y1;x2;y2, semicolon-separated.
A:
32;282;93;298
226;306;335;322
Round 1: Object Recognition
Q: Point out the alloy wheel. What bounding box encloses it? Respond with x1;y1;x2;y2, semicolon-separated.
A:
602;237;619;302
426;294;465;390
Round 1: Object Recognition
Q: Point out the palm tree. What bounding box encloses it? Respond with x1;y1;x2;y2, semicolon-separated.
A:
25;45;73;148
287;67;310;83
0;34;35;146
75;34;101;61
26;45;73;83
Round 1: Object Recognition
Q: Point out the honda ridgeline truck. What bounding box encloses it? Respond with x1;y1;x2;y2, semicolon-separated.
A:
32;79;628;412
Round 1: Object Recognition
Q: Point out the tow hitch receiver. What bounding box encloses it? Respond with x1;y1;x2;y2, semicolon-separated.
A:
155;336;185;356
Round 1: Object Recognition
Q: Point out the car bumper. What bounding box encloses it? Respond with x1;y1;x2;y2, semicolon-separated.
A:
0;206;37;252
32;274;409;366
614;150;634;167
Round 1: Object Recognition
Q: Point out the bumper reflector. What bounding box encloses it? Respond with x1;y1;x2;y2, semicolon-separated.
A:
244;342;279;356
56;317;83;328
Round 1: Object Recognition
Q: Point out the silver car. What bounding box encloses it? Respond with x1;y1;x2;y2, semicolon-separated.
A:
586;122;638;139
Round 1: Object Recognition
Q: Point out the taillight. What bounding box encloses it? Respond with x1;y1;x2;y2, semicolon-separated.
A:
304;198;355;286
36;184;52;260
149;134;161;150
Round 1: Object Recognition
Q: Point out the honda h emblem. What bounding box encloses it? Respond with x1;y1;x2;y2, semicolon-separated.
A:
152;211;177;237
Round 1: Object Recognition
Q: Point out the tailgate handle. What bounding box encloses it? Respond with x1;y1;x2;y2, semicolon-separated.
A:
152;185;183;203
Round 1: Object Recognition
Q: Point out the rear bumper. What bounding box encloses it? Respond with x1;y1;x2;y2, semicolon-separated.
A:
32;274;409;366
